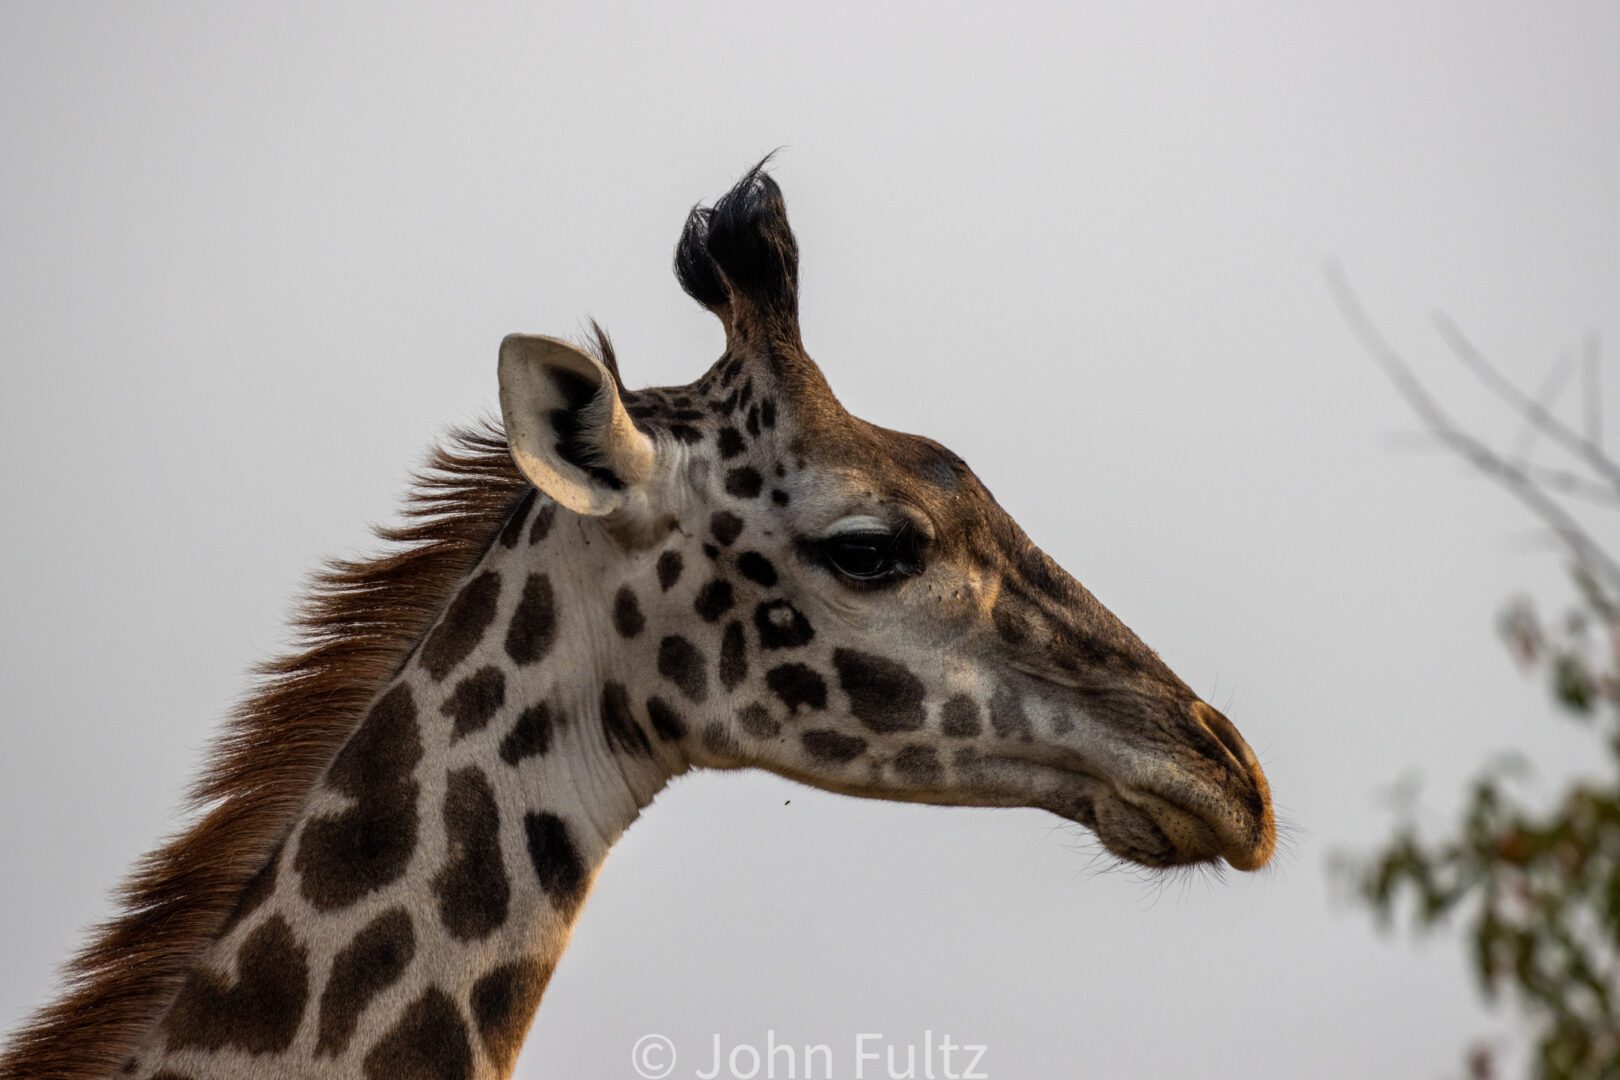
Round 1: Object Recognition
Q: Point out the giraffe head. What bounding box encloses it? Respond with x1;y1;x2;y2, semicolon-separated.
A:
498;164;1274;872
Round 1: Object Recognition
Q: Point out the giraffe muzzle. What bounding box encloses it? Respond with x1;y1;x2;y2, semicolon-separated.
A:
1123;702;1276;871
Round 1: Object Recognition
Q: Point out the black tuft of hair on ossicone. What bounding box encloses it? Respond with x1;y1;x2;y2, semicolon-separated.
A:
674;205;727;311
674;155;800;333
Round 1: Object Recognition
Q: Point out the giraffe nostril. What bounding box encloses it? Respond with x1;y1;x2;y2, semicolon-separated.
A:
1192;702;1256;772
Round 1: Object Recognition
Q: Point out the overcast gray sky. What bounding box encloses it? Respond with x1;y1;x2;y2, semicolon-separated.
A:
4;3;1620;1077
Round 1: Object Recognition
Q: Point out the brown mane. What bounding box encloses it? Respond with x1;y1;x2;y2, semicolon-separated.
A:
0;422;527;1080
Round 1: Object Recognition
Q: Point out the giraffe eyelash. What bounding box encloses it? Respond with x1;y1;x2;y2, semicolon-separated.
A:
801;519;928;589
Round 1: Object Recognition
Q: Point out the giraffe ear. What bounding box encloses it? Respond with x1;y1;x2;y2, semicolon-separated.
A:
498;334;657;516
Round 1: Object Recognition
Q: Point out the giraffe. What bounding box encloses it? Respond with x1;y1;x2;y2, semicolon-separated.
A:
1;163;1275;1080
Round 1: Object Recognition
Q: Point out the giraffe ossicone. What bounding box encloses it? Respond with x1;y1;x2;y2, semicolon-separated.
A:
1;161;1275;1080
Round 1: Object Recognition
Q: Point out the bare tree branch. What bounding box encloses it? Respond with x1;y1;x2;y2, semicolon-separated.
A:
1326;266;1620;593
1511;351;1575;463
1518;464;1620;510
1431;313;1620;495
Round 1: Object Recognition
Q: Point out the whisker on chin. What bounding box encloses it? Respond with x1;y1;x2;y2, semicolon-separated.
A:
1056;824;1132;884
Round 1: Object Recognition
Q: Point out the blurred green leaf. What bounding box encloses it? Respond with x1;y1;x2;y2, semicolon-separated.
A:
1352;575;1620;1079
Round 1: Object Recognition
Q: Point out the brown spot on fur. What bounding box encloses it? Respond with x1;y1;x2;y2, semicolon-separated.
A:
725;466;764;498
431;768;510;941
739;703;780;738
710;511;744;546
315;907;415;1057
613;586;646;638
295;791;420;910
941;695;982;738
469;958;553;1074
656;549;684;590
754;599;814;649
695;579;735;622
296;684;424;910
989;684;1033;740
894;745;944;785
326;684;422;798
767;663;826;713
420;572;502;681
362;987;473;1080
440;666;506;741
719;621;748;689
528;500;558;544
524;811;587;914
163;915;309;1055
498;488;537;549
833;649;926;733
802;729;866;763
991;591;1030;646
499;702;554;764
504;573;558;666
646;696;687;742
657;635;709;703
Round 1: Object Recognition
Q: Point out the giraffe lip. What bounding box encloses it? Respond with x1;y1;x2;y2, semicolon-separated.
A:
993;752;1269;871
1118;778;1275;871
984;690;1276;871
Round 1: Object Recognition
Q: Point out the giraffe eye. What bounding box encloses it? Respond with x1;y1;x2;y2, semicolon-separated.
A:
815;525;925;586
825;534;892;579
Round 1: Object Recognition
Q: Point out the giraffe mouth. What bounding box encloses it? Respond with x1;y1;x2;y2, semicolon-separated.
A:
990;751;1275;872
1081;780;1272;871
996;674;1275;871
1097;769;1275;871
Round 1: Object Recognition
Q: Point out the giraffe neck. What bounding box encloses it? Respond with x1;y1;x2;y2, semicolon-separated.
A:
128;492;682;1080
